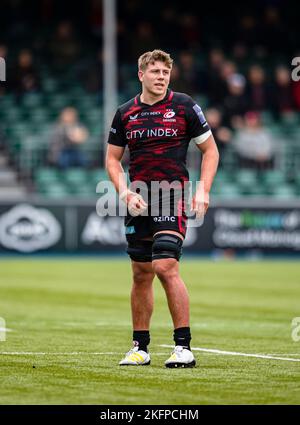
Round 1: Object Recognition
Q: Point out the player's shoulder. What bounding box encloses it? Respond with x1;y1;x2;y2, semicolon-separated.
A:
171;91;196;106
118;96;137;115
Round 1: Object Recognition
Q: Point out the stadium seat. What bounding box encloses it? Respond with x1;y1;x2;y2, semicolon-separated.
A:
271;185;296;198
42;78;59;94
40;183;69;198
263;170;286;188
217;183;241;198
21;93;43;109
235;170;257;187
260;110;274;126
63;168;88;186
35;168;61;184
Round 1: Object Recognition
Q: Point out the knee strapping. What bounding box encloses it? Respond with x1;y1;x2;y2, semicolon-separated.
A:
127;240;153;262
152;233;183;261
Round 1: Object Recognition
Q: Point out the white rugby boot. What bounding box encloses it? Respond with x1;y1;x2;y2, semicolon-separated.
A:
165;345;196;368
119;345;151;366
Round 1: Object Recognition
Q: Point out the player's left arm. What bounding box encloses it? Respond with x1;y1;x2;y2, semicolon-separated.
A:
192;133;219;217
185;95;219;217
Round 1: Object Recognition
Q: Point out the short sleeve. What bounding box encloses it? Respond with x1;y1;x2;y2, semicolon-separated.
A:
107;109;127;147
186;97;212;144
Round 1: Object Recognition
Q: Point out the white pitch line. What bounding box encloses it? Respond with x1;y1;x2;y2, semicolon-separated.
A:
160;345;300;363
0;352;167;356
1;349;300;362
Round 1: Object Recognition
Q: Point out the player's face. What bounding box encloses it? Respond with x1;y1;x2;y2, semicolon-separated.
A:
139;61;171;97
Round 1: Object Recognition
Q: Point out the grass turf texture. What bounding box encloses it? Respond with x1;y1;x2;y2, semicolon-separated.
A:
0;259;300;405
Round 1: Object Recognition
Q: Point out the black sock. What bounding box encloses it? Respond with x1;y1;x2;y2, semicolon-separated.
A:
174;327;191;350
133;330;150;353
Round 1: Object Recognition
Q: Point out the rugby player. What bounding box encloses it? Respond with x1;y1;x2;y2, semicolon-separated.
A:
106;49;219;368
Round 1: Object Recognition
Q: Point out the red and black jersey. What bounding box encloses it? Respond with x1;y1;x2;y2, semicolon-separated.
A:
107;89;210;184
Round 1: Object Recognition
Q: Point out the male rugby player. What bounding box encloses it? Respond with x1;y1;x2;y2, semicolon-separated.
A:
106;50;219;368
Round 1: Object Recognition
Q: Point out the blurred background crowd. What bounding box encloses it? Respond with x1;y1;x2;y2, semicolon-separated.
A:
0;0;299;199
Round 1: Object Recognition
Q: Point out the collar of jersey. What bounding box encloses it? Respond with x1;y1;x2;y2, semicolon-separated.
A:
136;88;173;106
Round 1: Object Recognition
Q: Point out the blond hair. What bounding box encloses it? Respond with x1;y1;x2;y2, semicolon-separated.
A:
138;49;173;71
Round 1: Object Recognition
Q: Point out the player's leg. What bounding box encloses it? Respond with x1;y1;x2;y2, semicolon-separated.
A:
131;259;155;332
151;230;196;368
152;231;189;330
120;238;154;366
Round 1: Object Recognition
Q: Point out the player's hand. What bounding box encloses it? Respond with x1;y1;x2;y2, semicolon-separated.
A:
120;189;148;217
191;190;209;219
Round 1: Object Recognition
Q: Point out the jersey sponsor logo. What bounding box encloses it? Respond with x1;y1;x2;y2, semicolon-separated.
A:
193;104;207;125
153;216;176;222
126;128;178;140
110;127;117;134
163;110;175;119
141;111;161;116
129;114;139;120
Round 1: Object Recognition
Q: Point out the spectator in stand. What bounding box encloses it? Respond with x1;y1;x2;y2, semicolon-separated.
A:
223;73;248;128
233;111;275;171
78;47;103;94
272;65;297;118
206;108;232;167
246;64;270;111
49;21;81;71
237;14;260;48
203;49;226;105
170;64;186;93
158;5;181;50
89;0;103;39
12;49;39;96
261;6;287;55
130;21;157;60
48;107;89;169
179;14;201;51
176;51;199;97
231;42;248;69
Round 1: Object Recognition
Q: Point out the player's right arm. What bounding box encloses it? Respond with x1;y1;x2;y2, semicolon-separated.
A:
105;143;128;196
105;110;147;214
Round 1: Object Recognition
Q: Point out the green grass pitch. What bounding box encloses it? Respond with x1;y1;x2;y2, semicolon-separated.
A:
0;258;300;405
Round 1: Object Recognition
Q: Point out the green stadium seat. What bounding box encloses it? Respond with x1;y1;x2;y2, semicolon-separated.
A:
48;94;70;111
89;169;116;196
40;182;69;198
42;78;59;93
271;186;296;198
70;183;97;197
280;112;300;127
260;110;274;126
21;94;43;109
63;168;88;186
35;168;61;184
241;185;267;196
90;169;108;184
262;170;286;188
2;107;23;122
0;94;16;108
217;183;241;198
235;169;257;187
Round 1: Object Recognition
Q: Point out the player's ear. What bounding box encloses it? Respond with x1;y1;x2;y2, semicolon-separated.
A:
138;70;143;82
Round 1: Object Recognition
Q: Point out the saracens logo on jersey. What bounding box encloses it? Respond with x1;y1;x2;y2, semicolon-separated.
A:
163;109;176;122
